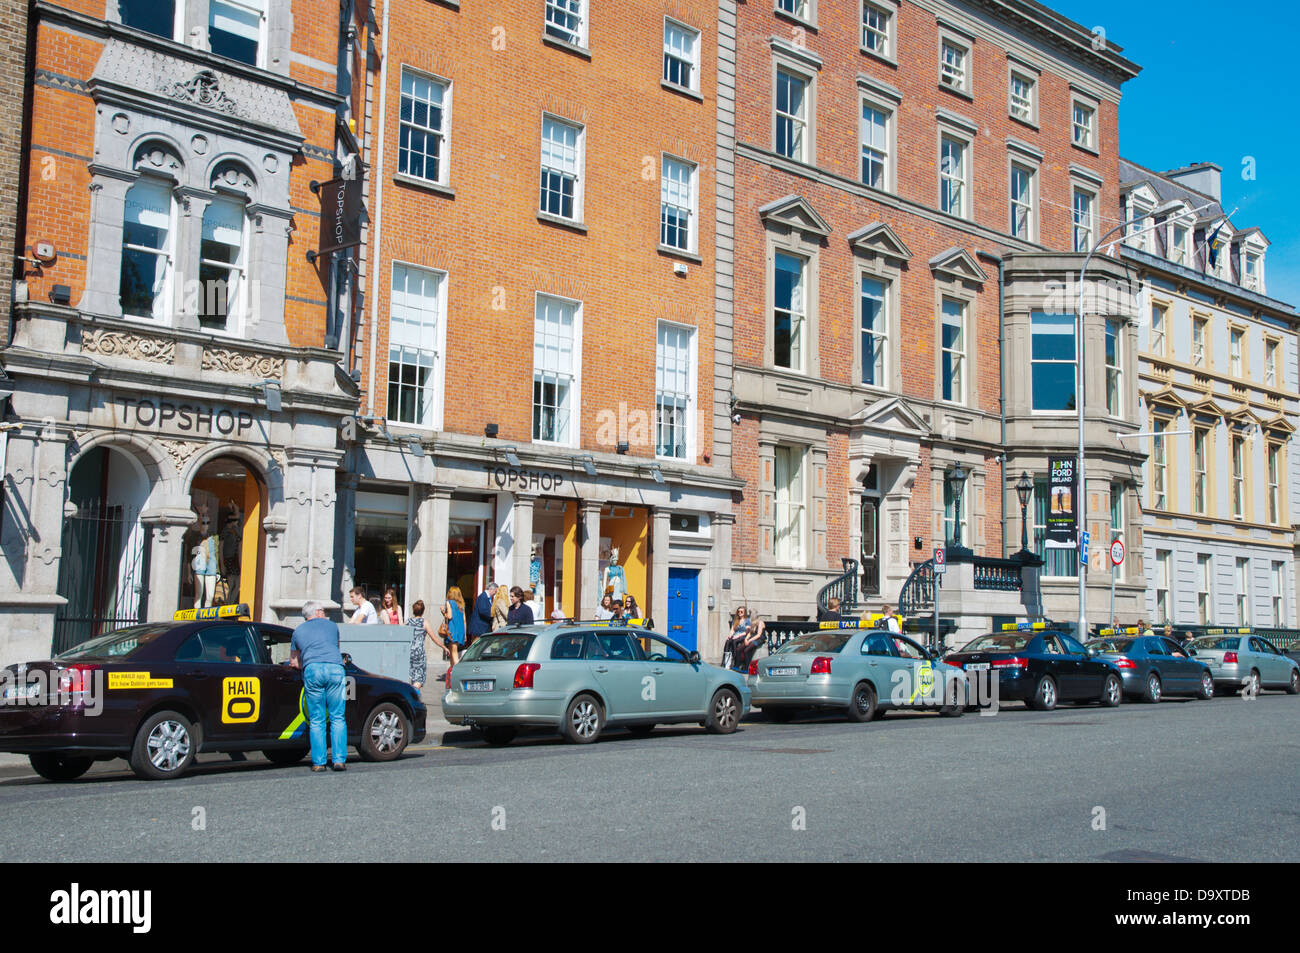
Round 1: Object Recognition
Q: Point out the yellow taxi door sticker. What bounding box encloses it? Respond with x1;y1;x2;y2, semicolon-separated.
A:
910;661;934;703
108;672;173;690
222;677;260;724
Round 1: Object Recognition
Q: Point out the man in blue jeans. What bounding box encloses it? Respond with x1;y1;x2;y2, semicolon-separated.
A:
290;601;348;772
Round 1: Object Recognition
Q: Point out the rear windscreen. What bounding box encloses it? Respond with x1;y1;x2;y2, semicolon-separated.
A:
462;634;536;662
1187;636;1240;651
1087;638;1133;653
961;633;1032;653
55;624;174;661
777;633;851;654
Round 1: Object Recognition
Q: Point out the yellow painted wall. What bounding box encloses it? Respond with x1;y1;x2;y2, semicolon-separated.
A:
603;511;649;607
562;502;578;618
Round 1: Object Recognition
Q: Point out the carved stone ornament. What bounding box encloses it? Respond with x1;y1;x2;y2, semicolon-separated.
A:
201;348;285;379
160;70;237;115
82;328;176;364
160;439;203;474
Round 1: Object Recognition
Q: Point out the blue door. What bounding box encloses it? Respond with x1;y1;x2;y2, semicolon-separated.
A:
666;568;700;651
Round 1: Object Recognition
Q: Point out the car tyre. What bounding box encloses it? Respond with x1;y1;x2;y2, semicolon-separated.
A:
847;681;878;723
1198;671;1214;700
357;702;409;762
1248;669;1262;697
1100;674;1123;708
483;726;518;746
29;753;93;782
705;688;742;734
129;710;198;781
262;747;308;766
1143;672;1162;704
1287;669;1299;696
1029;675;1057;711
940;679;965;717
562;693;604;744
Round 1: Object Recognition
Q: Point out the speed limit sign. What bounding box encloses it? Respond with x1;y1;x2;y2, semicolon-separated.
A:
1110;539;1125;567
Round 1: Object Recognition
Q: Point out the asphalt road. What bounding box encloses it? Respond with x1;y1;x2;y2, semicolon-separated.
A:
0;691;1296;862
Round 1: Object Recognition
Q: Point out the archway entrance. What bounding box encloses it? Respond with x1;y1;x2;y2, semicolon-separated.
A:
181;456;266;618
54;446;151;653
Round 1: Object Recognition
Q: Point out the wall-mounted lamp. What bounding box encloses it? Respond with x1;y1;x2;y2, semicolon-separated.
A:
484;423;499;438
617;442;629;454
404;435;425;458
501;446;521;468
259;380;282;413
914;536;923;550
707;595;715;610
574;454;597;478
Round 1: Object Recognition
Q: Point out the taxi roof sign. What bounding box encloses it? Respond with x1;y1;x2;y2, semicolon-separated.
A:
173;604;250;622
1098;626;1140;636
817;614;892;630
1001;621;1047;631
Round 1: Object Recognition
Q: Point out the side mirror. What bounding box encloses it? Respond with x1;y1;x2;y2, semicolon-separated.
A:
689;651;701;665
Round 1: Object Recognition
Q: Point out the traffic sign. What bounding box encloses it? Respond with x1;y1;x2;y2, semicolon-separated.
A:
1110;538;1125;567
1080;531;1090;562
933;547;946;574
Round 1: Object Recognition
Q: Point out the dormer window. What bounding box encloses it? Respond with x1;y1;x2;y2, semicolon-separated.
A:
1126;194;1153;251
1243;249;1264;292
1167;216;1189;266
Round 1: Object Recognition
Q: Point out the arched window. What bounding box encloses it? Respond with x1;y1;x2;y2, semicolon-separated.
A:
120;177;174;320
200;163;254;332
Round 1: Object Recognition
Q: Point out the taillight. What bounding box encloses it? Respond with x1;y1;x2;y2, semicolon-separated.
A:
513;663;540;689
992;657;1027;670
58;664;97;694
1114;658;1137;669
1224;651;1238;664
810;656;832;675
747;660;759;676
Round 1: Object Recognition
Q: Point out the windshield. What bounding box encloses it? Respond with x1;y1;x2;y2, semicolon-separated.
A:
960;633;1032;653
777;633;851;654
55;624;173;661
461;633;536;662
1087;638;1133;654
1187;636;1240;651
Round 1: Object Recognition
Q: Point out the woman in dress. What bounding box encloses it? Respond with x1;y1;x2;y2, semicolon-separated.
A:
407;599;443;691
442;586;468;666
490;584;510;631
379;588;403;625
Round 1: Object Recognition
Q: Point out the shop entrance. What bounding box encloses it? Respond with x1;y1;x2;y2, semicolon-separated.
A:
182;455;266;618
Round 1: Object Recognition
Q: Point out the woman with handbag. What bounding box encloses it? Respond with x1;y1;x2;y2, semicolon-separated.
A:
490;584;510;631
407;600;444;691
442;586;468;666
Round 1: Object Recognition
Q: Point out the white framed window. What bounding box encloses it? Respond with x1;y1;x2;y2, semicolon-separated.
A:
1229;327;1244;377
1071;99;1096;150
1265;338;1279;386
1105;318;1122;417
776;0;811;23
387;263;446;429
1272;561;1286;625
663;19;700;92
1148;301;1166;356
1009;71;1034;122
197;195;247;332
545;0;588;47
1127;197;1152;251
1235;558;1250;625
1168;221;1189;265
1243;251;1263;292
1196;554;1212;624
773;251;806;371
1193;426;1208;515
1110;480;1124;546
540;115;583;221
939;38;968;93
1268;443;1281;524
860;101;890;190
533;294;578;445
1154;550;1171;623
398;70;449;185
1231;434;1246;520
1151;417;1168;510
1031;311;1075;412
209;0;265;67
939;135;967;218
940;297;966;403
861;1;892;58
655;322;695;460
773;445;806;565
1191;314;1207;366
860;274;888;388
775;68;809;162
1009;162;1035;239
660;155;697;253
120;177;175;321
119;0;181;40
1072;186;1095;252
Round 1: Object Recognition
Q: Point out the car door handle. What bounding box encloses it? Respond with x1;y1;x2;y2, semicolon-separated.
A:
594;666;609;673
651;668;665;675
187;670;209;679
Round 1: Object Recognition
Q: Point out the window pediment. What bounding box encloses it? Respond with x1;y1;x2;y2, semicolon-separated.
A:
847;222;911;265
758;194;831;241
1142;386;1188;415
928;246;986;284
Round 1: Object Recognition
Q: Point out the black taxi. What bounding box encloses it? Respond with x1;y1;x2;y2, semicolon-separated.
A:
0;605;426;781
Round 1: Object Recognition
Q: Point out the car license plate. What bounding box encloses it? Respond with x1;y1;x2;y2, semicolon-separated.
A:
768;666;798;677
965;663;989;671
2;684;39;700
462;679;495;692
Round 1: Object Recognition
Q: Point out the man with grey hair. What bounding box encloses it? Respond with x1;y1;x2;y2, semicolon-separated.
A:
290;601;348;772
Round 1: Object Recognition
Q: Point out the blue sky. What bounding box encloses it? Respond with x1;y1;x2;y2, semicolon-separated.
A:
1051;0;1300;309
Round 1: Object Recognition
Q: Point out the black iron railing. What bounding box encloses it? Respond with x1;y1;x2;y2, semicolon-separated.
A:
973;558;1024;592
816;557;859;615
898;559;935;616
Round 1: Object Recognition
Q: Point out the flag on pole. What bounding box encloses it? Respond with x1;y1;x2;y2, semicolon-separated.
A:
1206;219;1226;268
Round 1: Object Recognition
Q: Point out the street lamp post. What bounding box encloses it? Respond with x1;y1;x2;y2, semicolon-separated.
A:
1015;471;1034;556
945;464;969;556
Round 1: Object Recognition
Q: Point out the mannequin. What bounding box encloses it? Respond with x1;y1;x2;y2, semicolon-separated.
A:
220;501;242;603
602;546;627;603
191;507;222;608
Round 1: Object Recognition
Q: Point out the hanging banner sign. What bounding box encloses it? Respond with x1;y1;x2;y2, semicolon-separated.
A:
1045;455;1077;548
317;174;363;254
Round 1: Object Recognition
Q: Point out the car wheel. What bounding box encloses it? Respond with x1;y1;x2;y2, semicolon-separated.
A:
129;710;198;781
357;702;409;762
940;680;965;717
1248;670;1262;696
1143;672;1162;704
765;707;796;723
1100;674;1123;708
1029;675;1057;711
627;723;655;736
562;693;604;744
705;688;742;734
29;753;93;782
262;748;307;766
1287;669;1299;696
1199;671;1214;700
483;726;517;747
847;681;878;723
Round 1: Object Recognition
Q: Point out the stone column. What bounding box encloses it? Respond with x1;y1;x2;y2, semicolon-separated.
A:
579;500;603;617
429;486;453;606
406;486;435;610
79;169;134;316
650;507;672;630
334;471;358;603
512;494;536;600
139;509;197;622
882;462;917;603
709;512;736;663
